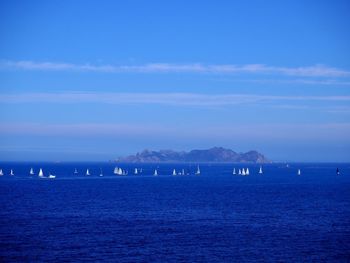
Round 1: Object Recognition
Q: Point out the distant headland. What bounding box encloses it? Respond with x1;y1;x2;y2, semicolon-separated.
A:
116;147;271;163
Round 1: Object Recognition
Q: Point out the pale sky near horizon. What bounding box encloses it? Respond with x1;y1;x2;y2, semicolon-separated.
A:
1;0;350;161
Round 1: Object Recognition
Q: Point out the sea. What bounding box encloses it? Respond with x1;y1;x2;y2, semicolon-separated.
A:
0;162;349;262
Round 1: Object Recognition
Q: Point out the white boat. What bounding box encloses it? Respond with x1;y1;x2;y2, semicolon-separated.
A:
242;168;246;176
134;168;138;175
336;168;340;175
74;168;78;174
297;169;301;176
38;168;44;178
48;173;56;179
30;168;34;175
114;167;119;175
233;168;236;175
122;169;128;176
182;169;185;176
99;168;103;177
10;169;14;176
238;169;242;175
259;166;263;174
86;169;90;176
154;169;158;176
246;168;250;175
195;165;201;175
172;169;176;176
0;169;3;176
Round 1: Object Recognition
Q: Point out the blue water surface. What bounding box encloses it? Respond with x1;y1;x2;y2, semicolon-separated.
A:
0;163;349;262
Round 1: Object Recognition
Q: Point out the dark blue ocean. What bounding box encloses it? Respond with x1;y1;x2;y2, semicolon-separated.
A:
0;162;349;262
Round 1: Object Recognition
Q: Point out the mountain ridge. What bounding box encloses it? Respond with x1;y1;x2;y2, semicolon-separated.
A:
116;147;271;163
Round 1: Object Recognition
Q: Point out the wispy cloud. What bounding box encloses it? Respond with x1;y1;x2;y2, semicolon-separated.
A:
1;122;350;142
1;60;350;78
0;123;170;137
1;92;350;107
228;78;350;86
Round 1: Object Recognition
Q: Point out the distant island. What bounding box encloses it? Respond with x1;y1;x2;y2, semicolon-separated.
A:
116;147;271;163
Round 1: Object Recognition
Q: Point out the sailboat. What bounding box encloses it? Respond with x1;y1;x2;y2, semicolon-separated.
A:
74;168;78;175
233;168;236;175
30;168;34;175
336;168;340;175
182;169;185;176
10;169;14;176
195;165;201;175
242;168;246;176
0;169;3;176
172;169;176;176
154;169;158;176
134;168;138;175
114;167;119;175
238;169;242;175
259;166;263;174
99;168;103;177
48;173;56;179
246;168;250;175
86;169;90;176
38;168;44;178
297;169;301;176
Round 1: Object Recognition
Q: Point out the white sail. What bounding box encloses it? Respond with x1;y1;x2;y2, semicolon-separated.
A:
195;165;200;175
233;168;236;175
0;169;3;176
86;169;90;176
297;169;301;175
134;168;138;175
99;168;103;177
30;168;34;175
182;169;185;175
259;166;263;174
10;169;14;176
172;169;176;176
154;169;158;176
238;169;242;175
242;169;246;176
38;168;44;177
114;167;118;174
246;168;250;175
74;168;78;174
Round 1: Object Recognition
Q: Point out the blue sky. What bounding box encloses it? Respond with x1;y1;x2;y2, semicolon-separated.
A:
0;0;350;161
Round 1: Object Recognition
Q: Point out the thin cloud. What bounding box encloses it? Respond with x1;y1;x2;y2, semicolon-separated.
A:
231;78;350;86
1;60;350;78
0;123;170;137
1;92;350;106
1;122;350;141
